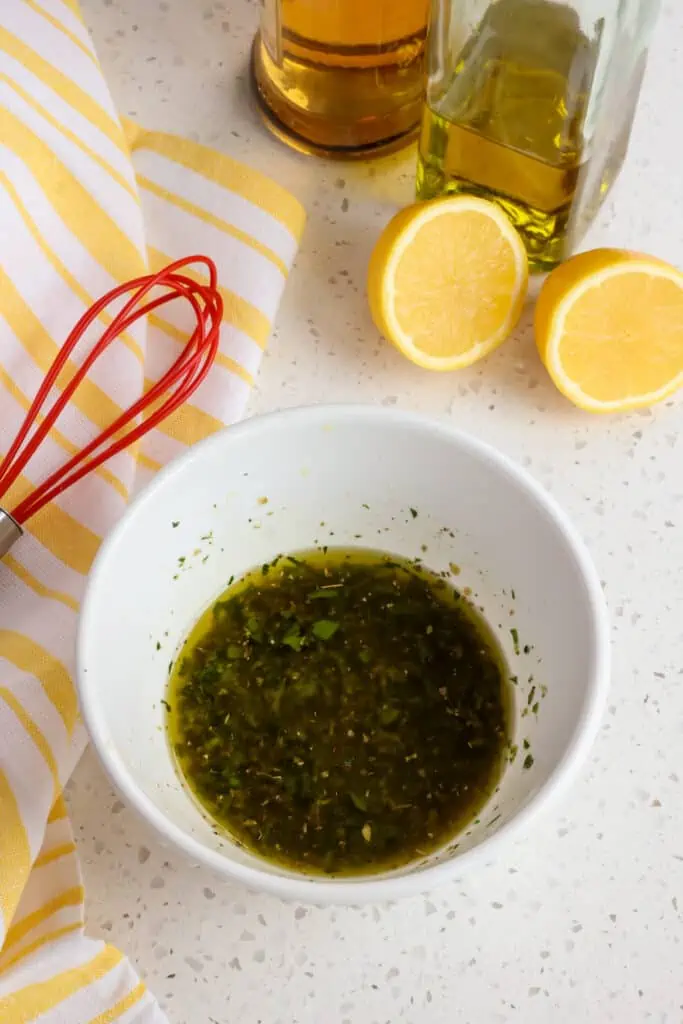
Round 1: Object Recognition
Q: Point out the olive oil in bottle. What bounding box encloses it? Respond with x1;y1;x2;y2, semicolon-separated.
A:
417;0;657;271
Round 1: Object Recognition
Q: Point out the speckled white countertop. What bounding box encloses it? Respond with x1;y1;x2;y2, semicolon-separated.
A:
69;1;683;1021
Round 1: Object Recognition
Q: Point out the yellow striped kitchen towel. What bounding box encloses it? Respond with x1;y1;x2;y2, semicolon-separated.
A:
0;1;305;1019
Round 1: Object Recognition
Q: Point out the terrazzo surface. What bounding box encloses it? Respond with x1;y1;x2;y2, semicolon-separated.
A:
69;1;683;1020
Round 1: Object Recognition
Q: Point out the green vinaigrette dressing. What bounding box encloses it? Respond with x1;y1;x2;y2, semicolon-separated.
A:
166;548;512;876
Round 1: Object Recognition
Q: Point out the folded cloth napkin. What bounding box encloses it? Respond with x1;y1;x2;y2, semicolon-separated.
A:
0;1;304;1018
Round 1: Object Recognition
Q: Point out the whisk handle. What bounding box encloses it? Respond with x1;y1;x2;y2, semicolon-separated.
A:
0;509;22;557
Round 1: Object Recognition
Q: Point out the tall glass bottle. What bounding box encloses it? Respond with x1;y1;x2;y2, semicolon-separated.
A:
417;0;661;270
251;0;430;157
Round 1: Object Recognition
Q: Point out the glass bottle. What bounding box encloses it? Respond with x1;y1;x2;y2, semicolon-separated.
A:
251;0;430;157
417;0;661;270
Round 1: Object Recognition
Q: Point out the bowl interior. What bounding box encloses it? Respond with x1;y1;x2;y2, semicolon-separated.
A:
78;407;607;897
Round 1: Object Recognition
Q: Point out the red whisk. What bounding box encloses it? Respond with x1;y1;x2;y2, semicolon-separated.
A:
0;255;222;557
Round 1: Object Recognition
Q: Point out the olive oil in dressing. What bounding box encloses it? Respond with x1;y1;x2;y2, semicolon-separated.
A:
166;548;512;876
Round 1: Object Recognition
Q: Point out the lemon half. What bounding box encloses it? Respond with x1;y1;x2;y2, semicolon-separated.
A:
368;196;529;371
535;249;683;412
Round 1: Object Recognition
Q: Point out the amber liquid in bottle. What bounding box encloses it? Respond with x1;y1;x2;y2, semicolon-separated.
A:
251;0;430;157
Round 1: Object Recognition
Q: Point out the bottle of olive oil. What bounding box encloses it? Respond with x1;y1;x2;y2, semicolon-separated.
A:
417;0;659;271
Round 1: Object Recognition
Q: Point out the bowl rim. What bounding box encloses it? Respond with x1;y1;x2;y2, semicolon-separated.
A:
77;404;611;905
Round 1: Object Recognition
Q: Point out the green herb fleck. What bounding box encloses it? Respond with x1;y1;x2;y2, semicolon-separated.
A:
282;627;303;651
350;792;368;812
312;619;339;641
523;754;535;770
380;706;400;725
510;627;520;655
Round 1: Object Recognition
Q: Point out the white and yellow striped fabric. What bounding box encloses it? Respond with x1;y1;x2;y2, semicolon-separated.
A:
0;1;305;1019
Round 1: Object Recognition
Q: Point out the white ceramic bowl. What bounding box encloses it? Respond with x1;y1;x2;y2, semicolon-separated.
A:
77;405;610;904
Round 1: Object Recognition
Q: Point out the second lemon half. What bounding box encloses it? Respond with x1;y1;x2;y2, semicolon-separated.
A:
368;196;529;371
